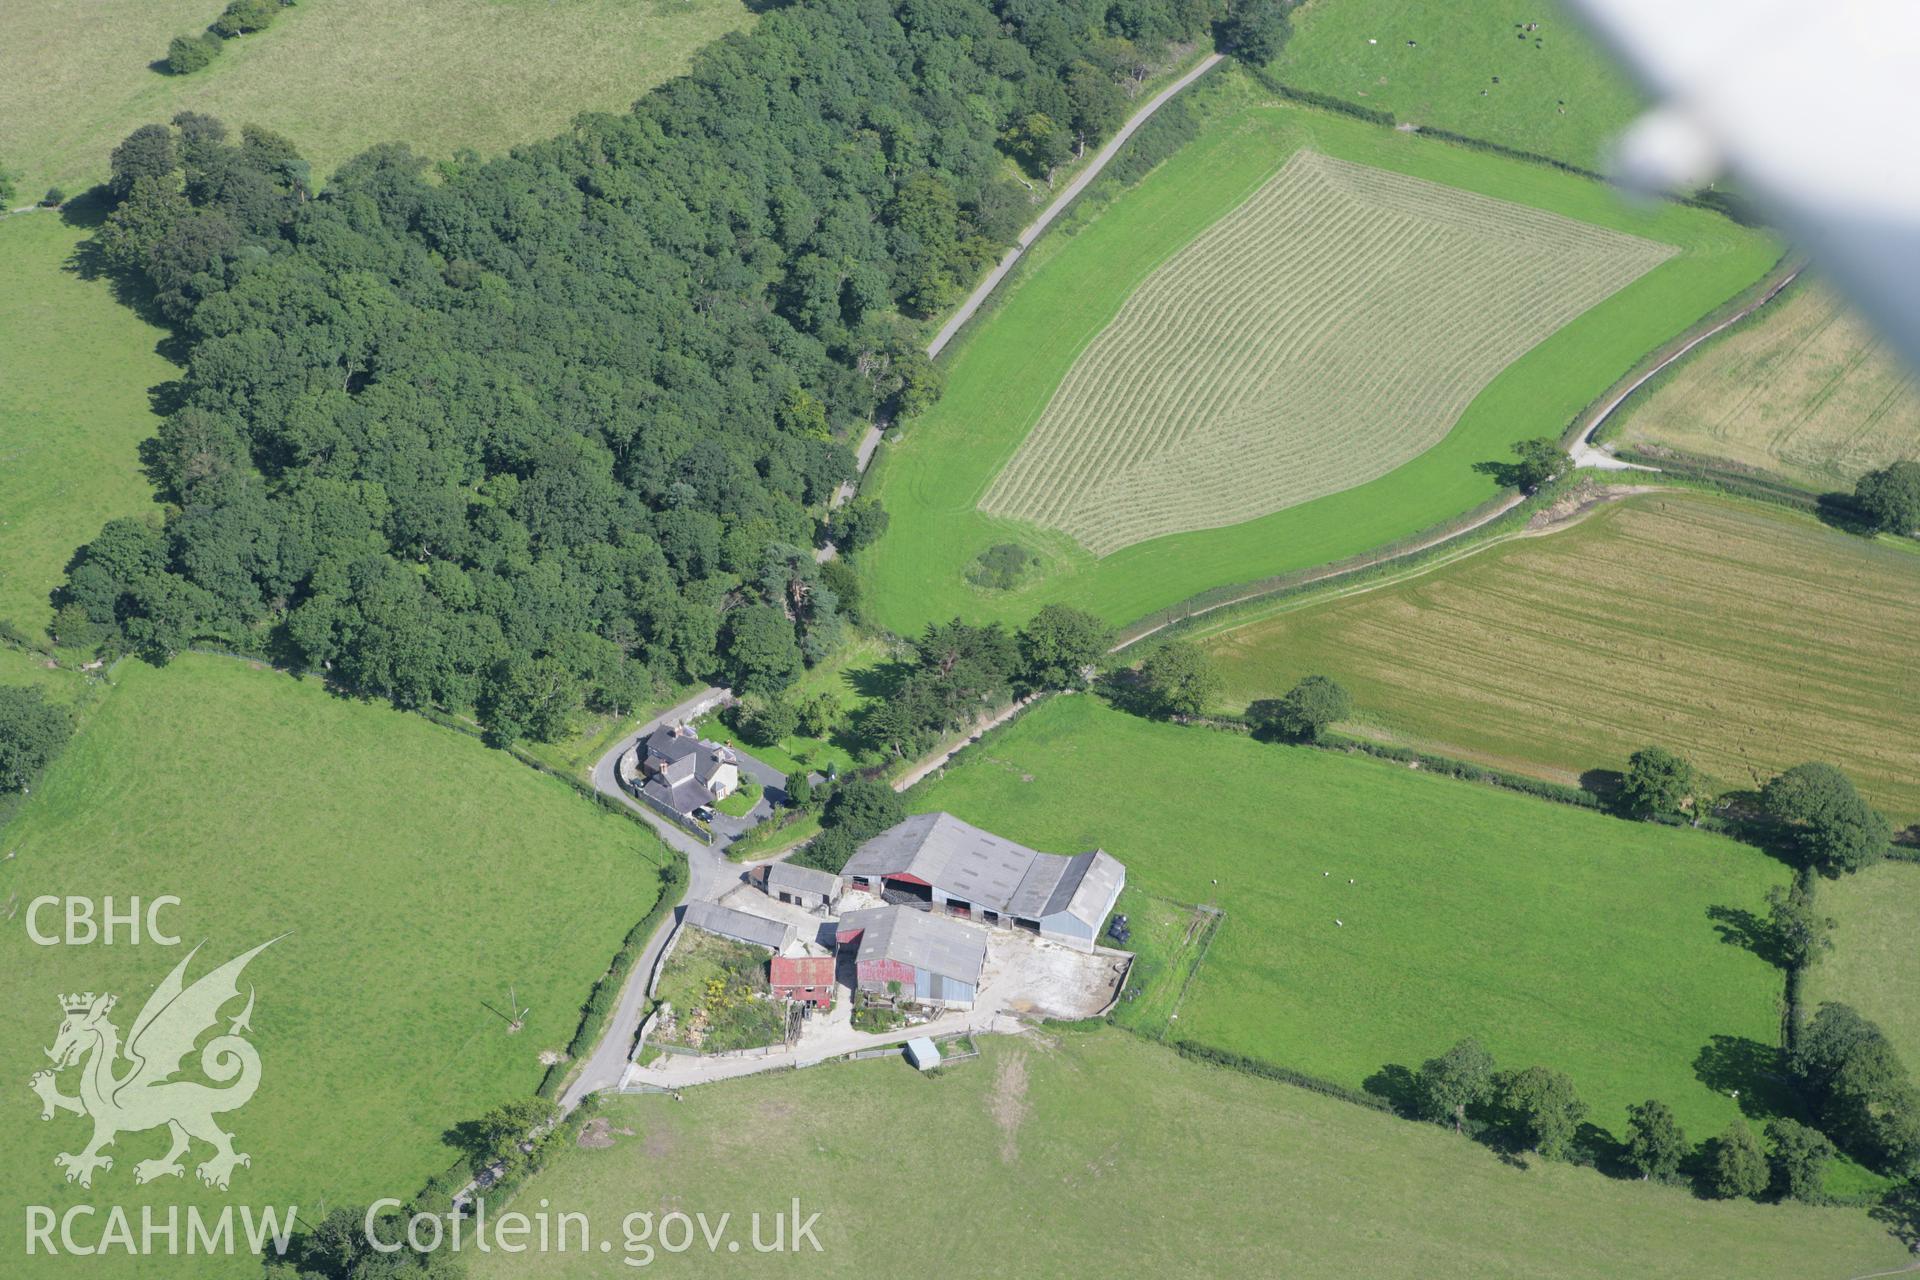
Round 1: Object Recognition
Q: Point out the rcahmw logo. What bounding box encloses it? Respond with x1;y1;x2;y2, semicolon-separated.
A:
25;935;297;1256
29;936;283;1190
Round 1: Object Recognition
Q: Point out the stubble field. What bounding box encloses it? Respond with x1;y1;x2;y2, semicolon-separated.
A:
1200;493;1920;824
1605;279;1920;489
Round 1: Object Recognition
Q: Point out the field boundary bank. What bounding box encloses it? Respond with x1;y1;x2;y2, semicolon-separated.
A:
1110;491;1529;651
1569;260;1805;466
1243;64;1761;226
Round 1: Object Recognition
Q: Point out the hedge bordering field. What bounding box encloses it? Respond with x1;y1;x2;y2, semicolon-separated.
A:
537;858;687;1099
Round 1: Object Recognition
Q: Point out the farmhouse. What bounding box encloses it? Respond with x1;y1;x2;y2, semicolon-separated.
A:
836;905;987;1008
681;900;795;953
630;723;739;817
755;861;841;911
841;813;1125;953
769;939;836;1009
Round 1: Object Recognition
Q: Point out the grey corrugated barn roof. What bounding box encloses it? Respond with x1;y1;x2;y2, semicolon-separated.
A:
681;901;795;953
765;862;840;897
841;813;1122;928
839;905;986;987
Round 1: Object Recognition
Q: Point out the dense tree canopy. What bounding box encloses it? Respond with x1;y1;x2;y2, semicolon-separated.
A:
0;686;75;793
64;0;1222;724
1707;1121;1769;1199
1624;1099;1687;1182
1495;1065;1586;1159
1761;762;1890;875
1621;745;1696;818
1791;1002;1920;1176
1854;460;1920;535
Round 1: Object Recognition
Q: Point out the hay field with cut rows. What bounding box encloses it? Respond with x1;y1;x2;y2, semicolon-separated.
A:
1201;493;1920;823
859;74;1776;636
980;150;1673;555
1605;279;1920;489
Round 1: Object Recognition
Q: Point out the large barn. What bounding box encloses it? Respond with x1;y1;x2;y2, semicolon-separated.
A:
840;813;1125;953
835;905;987;1008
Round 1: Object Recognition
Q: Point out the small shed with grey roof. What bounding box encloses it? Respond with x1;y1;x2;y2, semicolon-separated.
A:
836;905;986;1007
757;861;841;910
680;901;795;953
840;813;1126;953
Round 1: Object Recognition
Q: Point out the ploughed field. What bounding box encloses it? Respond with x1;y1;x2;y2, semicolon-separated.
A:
907;696;1788;1142
980;149;1672;556
0;655;664;1277
1201;493;1920;825
1605;279;1920;489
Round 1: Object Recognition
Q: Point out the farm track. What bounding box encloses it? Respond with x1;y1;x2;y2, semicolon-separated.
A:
980;150;1674;554
1596;275;1920;485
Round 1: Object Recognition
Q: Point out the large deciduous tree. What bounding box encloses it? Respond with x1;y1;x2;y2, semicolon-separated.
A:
1762;763;1890;874
0;687;75;793
1496;1066;1587;1158
1854;460;1920;534
1624;1099;1688;1182
1139;641;1221;719
1249;674;1351;742
1415;1037;1496;1132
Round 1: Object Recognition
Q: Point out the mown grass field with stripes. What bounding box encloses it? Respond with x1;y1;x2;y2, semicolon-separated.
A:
981;150;1673;555
1604;278;1920;489
1200;492;1920;825
860;72;1777;634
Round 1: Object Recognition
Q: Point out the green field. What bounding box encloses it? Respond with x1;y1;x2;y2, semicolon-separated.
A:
475;1030;1906;1278
0;655;666;1275
0;0;753;196
1200;492;1920;825
860;73;1776;634
1268;0;1645;171
1605;279;1920;489
980;149;1673;555
1808;861;1920;1070
909;696;1787;1140
0;213;173;641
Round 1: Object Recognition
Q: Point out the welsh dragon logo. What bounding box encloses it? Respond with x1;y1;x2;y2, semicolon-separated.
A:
29;937;282;1191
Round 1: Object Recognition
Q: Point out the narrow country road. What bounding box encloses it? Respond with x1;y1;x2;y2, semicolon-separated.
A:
561;686;736;1110
927;52;1225;361
816;50;1226;558
1571;265;1804;469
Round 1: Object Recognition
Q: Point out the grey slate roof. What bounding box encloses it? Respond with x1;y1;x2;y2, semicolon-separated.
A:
681;901;795;953
765;861;841;898
644;776;715;815
841;813;1123;928
839;905;986;987
643;725;734;790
